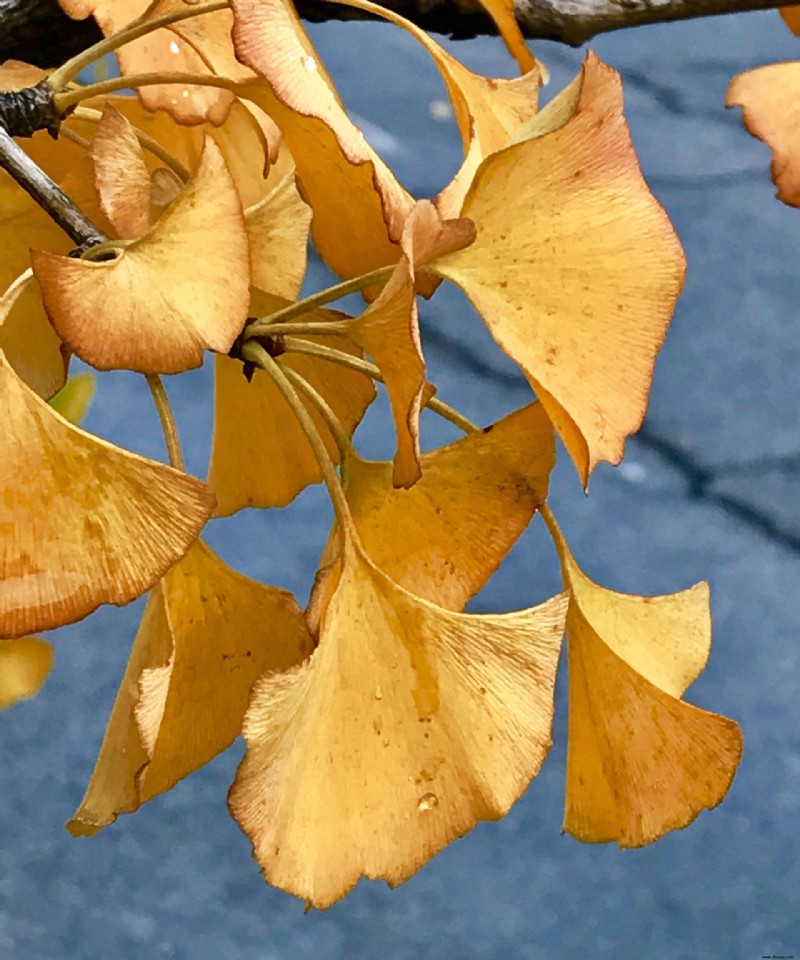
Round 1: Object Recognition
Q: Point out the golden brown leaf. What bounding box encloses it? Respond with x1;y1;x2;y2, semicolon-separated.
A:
245;174;312;298
548;526;743;846
230;0;414;281
90;103;152;239
208;295;376;515
229;533;567;907
429;54;685;484
781;7;800;33
471;0;536;73
68;540;313;834
0;351;215;638
0;635;54;710
32;138;250;374
727;63;800;208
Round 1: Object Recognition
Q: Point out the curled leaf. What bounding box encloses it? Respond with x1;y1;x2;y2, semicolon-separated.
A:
229;533;567;907
429;53;685;484
68;540;313;835
90;103;152;238
0;351;215;638
32;137;250;374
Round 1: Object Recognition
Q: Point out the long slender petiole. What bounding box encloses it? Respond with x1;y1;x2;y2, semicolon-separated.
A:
48;0;230;90
280;363;356;462
145;374;184;471
54;73;239;113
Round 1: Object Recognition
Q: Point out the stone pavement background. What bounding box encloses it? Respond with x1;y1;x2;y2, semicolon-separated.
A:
2;9;800;959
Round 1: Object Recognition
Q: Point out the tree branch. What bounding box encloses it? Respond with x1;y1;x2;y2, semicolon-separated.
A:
0;0;797;65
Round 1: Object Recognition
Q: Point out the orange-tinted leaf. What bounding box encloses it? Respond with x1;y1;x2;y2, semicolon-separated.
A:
473;0;536;73
0;635;54;710
68;540;313;834
0;272;68;399
231;0;413;281
0;351;215;638
245;174;312;298
780;7;800;34
549;525;743;846
229;533;567;907
564;608;743;847
317;403;555;612
727;62;800;207
90;103;152;238
429;54;685;484
32;138;250;374
209;297;376;515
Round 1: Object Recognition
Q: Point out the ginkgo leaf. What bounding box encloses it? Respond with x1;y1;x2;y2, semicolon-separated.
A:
229;532;567;908
0;635;54;710
231;0;414;281
547;523;743;846
0;351;215;638
245;174;312;298
428;53;685;485
209;296;376;515
90;103;152;238
310;402;555;618
0;272;68;399
563;608;743;847
473;0;537;73
31;137;250;374
68;539;313;835
781;7;800;33
48;372;95;425
727;63;800;208
58;0;252;124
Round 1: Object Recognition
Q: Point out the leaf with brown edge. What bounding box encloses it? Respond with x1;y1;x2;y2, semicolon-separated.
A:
564;609;743;847
245;174;312;299
230;0;413;282
0;351;215;639
310;402;554;621
428;53;685;486
68;539;313;835
229;531;567;908
781;7;800;33
548;523;742;846
0;636;54;710
727;63;800;208
32;137;250;375
90;103;152;239
208;295;376;515
0;272;68;400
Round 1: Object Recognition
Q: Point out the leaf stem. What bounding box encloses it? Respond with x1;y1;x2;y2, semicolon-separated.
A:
54;73;240;113
280;363;356;462
282;336;479;435
242;341;354;531
245;266;395;336
254;320;350;338
48;0;231;90
145;374;184;471
539;502;569;583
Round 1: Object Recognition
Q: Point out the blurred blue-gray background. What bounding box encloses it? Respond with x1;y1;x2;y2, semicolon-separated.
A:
2;8;799;959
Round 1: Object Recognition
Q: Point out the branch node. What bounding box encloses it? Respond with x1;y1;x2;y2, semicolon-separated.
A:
0;81;64;138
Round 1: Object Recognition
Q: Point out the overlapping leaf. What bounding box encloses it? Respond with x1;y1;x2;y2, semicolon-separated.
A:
68;540;313;834
727;63;800;207
32;137;250;374
229;529;567;907
549;525;743;846
0;636;54;710
0;351;215;638
428;53;686;484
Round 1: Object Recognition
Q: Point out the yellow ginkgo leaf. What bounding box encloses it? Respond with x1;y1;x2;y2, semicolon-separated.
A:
0;272;68;399
564;608;743;847
209;297;376;515
0;351;215;638
727;63;800;208
230;0;414;281
428;53;685;485
0;635;54;710
68;539;313;835
245;173;312;299
90;103;152;239
32;137;250;374
229;532;567;908
310;402;554;620
48;372;95;425
545;517;743;846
